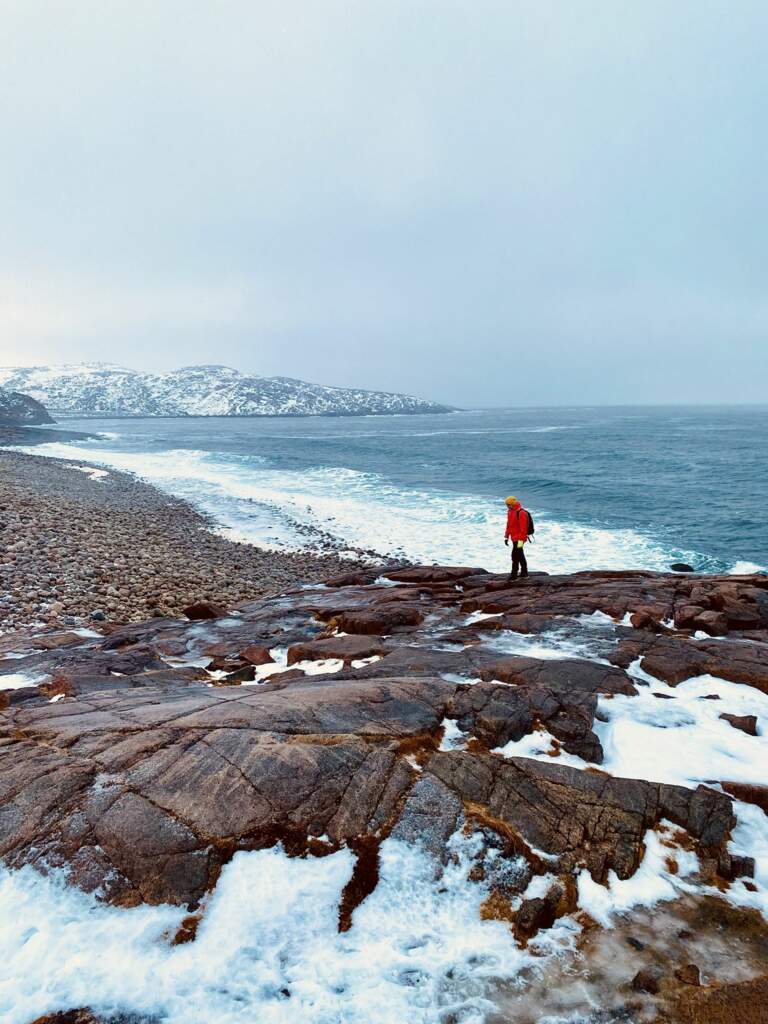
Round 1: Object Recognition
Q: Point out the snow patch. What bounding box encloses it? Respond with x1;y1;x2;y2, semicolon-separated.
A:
68;464;109;481
0;834;577;1024
577;825;699;928
493;729;592;771
438;718;469;751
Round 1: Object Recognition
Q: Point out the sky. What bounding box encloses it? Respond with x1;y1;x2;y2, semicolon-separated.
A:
1;0;766;407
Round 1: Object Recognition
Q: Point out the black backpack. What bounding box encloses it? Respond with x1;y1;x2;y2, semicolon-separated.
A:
526;510;535;539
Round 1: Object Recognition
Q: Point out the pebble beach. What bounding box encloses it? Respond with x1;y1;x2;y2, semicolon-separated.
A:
0;448;362;635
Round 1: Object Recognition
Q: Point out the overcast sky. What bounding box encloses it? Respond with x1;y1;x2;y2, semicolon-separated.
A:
1;1;766;406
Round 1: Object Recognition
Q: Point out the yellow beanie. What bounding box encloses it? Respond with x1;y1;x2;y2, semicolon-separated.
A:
505;496;519;506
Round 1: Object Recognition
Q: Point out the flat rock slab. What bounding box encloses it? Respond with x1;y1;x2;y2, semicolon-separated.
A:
1;566;766;911
479;656;637;696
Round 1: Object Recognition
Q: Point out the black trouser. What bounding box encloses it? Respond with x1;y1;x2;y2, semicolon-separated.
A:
510;543;528;578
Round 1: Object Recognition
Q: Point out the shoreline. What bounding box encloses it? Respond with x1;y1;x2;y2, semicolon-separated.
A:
0;448;382;635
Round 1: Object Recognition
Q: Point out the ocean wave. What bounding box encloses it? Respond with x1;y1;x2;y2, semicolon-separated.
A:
730;560;767;575
10;440;727;575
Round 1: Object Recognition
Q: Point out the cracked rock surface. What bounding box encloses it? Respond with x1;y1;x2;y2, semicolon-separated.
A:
2;565;766;913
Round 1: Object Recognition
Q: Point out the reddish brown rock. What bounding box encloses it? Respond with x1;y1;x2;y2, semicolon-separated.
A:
31;632;91;652
675;605;708;631
610;634;768;692
695;610;730;636
240;645;274;666
479;656;636;696
632;967;662;994
675;963;702;986
1;564;763;924
513;886;563;939
29;1012;102;1024
667;975;768;1023
330;605;424;635
630;610;663;631
450;681;603;762
0;676;452;904
426;752;735;882
719;712;758;736
721;782;768;815
286;634;390;666
385;565;488;583
183;600;228;620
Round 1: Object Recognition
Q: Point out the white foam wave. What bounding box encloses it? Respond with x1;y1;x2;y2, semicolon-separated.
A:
0;672;46;691
0;834;577;1024
8;441;723;574
730;560;767;575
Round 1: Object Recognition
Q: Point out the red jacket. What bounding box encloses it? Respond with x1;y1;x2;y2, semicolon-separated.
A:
505;505;530;543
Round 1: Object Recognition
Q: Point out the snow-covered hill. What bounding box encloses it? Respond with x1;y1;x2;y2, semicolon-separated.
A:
0;385;54;425
0;364;452;418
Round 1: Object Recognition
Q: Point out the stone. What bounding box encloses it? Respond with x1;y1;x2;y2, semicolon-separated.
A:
671;563;695;573
479;656;636;696
675;605;708;630
611;635;768;692
0;560;762;936
287;634;390;666
695;610;729;636
28;1012;101;1024
668;976;768;1023
331;605;424;635
385;565;488;583
183;600;228;620
514;890;561;939
632;967;662;994
450;681;603;762
675;963;702;986
721;782;768;815
425;752;734;882
240;645;274;666
719;712;758;736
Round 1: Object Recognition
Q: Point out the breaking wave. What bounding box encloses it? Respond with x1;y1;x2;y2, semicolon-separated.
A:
9;440;744;575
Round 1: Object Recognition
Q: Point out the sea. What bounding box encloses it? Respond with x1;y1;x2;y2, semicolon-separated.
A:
13;404;768;575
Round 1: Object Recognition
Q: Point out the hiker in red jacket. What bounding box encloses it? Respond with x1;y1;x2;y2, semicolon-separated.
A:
504;496;531;580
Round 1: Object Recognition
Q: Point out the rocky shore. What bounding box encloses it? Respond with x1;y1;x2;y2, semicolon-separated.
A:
0;449;368;634
1;561;767;1023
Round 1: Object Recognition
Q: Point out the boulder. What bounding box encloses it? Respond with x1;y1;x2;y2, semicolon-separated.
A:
675;605;708;630
240;645;275;666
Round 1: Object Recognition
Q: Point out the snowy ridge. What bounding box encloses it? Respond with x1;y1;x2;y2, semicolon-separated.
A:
0;363;452;418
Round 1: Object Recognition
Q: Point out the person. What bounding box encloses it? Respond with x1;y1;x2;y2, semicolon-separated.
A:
504;495;530;580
